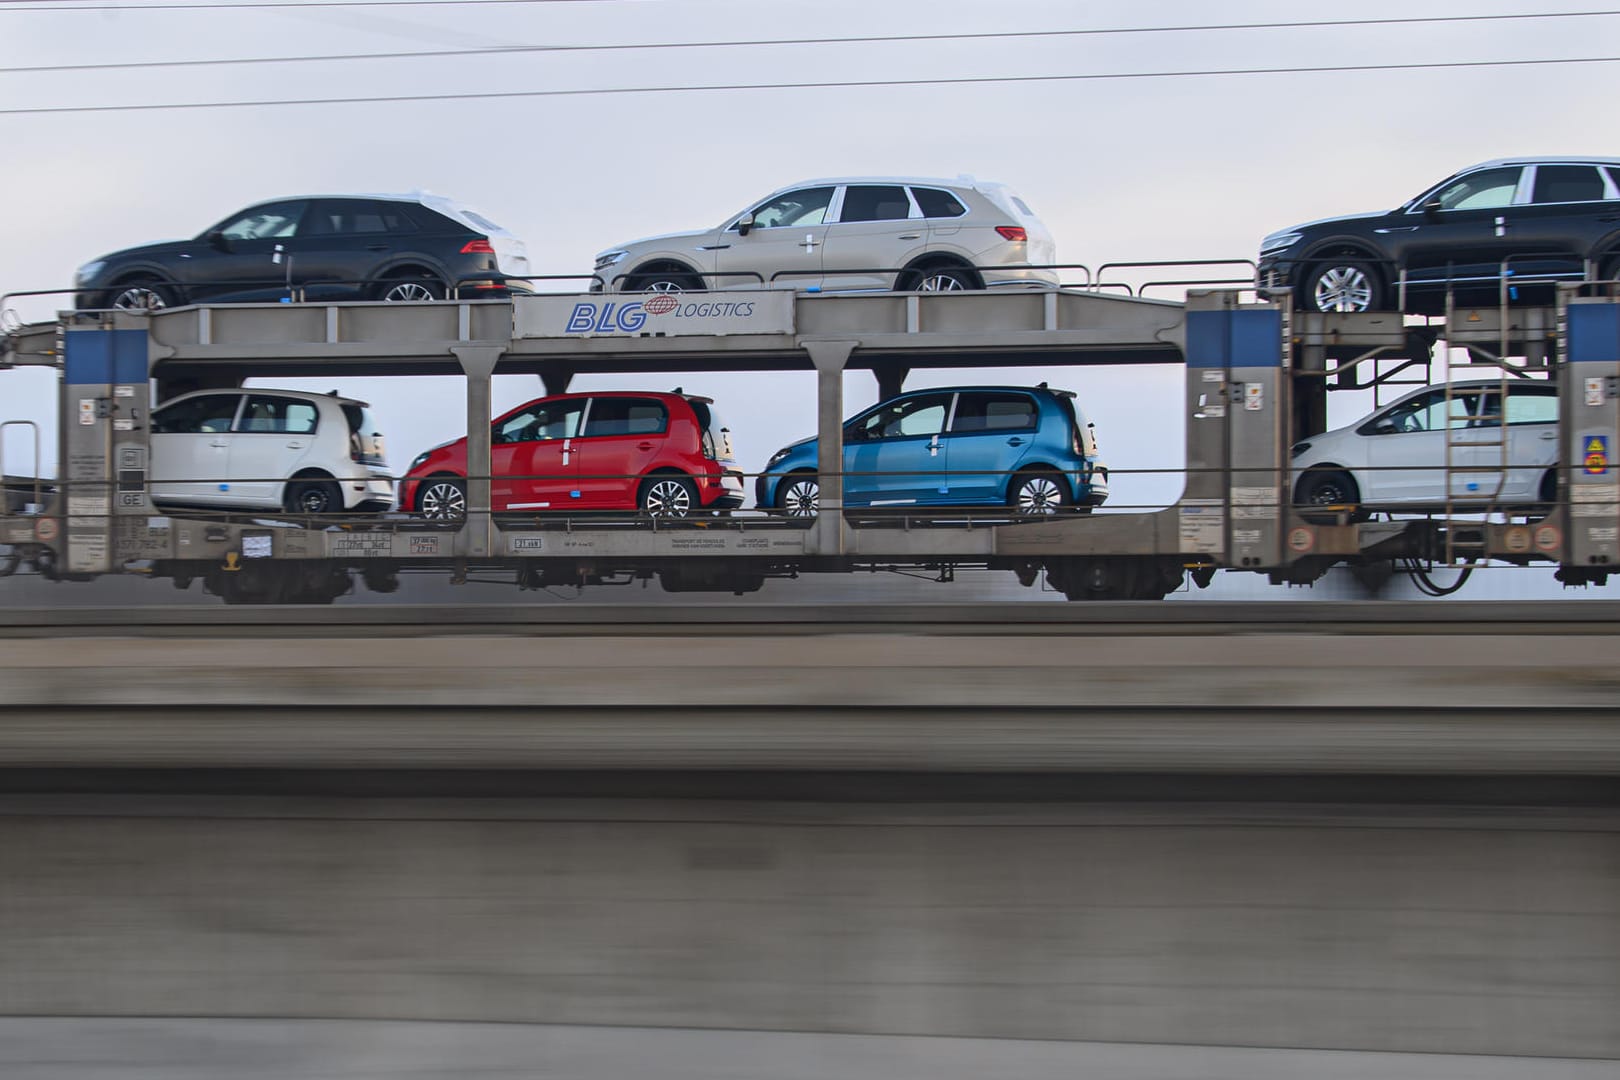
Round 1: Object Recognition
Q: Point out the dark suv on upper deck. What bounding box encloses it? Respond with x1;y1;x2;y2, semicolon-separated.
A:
1259;157;1620;313
74;193;530;310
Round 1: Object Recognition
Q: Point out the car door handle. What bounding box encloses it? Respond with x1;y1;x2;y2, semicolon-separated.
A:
698;244;731;251
637;442;655;450
898;234;922;240
1540;431;1557;439
208;440;229;448
286;441;307;449
1006;436;1024;446
1374;226;1420;234
366;244;388;251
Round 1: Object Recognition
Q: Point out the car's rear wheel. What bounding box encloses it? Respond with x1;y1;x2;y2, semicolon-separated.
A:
1303;259;1383;313
416;476;467;520
284;478;342;516
900;265;979;292
775;473;819;517
378;276;443;302
1294;467;1367;522
110;275;173;311
1008;469;1069;516
640;475;696;517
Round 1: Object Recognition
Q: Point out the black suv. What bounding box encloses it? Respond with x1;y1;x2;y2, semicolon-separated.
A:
1259;158;1620;313
74;194;531;310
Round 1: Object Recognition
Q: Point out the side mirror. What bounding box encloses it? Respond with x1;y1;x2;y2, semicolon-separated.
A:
1374;417;1398;434
1421;199;1443;219
207;230;234;253
737;213;755;237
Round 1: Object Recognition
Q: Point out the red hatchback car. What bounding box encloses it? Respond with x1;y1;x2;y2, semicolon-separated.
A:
401;391;744;518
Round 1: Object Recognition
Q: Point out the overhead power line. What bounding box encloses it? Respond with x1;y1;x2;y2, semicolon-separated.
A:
0;0;633;10
0;54;1614;116
2;11;1618;75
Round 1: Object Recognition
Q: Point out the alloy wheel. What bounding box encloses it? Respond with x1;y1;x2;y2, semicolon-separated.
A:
1312;266;1373;312
419;480;466;520
780;477;819;517
917;272;968;292
643;478;693;517
113;286;166;311
1014;474;1064;515
384;281;437;302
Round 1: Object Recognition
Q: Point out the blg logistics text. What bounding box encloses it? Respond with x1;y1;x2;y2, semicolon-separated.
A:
566;298;759;334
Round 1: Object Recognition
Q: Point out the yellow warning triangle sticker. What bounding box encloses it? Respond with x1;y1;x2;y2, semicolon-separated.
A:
1588;437;1607;454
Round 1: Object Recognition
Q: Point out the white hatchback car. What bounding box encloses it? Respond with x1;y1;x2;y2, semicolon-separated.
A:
1291;379;1559;517
148;389;393;514
593;176;1058;294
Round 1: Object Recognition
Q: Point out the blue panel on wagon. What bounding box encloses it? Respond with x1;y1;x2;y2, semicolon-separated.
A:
1186;309;1282;368
1568;304;1620;364
64;328;148;385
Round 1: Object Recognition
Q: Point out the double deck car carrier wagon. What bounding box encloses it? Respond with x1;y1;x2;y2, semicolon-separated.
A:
3;286;1618;603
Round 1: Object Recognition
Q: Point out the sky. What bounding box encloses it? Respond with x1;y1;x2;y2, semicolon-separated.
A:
0;0;1616;521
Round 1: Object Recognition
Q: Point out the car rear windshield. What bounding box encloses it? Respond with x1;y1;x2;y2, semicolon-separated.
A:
341;404;374;435
687;399;735;461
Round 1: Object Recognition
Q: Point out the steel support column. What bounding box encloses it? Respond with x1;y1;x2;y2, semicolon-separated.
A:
452;345;504;559
805;341;856;557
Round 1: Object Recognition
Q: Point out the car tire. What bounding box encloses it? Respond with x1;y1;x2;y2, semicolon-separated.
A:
109;275;174;311
626;269;703;293
901;265;979;292
639;474;697;517
1294;467;1367;523
775;473;820;517
1008;469;1070;516
1302;259;1384;313
284;478;343;516
377;276;444;302
415;476;467;520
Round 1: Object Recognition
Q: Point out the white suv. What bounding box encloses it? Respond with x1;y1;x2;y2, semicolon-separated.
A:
148;389;393;514
593;176;1058;294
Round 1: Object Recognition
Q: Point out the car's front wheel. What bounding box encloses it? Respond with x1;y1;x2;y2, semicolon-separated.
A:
639;474;697;517
109;275;174;311
626;267;704;293
775;473;819;517
415;476;467;520
1294;467;1367;522
1303;259;1384;313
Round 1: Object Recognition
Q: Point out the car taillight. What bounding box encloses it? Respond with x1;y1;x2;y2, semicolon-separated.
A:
460;239;495;254
349;433;363;462
701;430;717;460
995;226;1027;242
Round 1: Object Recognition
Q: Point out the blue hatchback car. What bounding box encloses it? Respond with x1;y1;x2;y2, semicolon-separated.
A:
756;384;1108;515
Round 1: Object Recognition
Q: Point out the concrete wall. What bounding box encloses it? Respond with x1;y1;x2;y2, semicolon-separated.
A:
2;796;1615;1060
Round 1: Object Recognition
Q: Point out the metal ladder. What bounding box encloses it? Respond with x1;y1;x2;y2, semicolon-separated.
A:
1440;290;1512;565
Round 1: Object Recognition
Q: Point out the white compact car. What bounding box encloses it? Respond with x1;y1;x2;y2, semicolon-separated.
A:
148;389;393;514
593;176;1058;294
1291;379;1559;517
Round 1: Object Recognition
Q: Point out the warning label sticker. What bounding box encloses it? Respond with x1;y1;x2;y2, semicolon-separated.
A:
1585;435;1610;475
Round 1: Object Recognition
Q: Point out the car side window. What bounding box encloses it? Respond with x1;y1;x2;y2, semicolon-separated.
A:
305;199;419;237
215;201;307;240
495;400;585;443
1377;391;1472;434
583;398;669;437
151;394;242;435
839;185;913;223
237;395;318;435
1505;389;1558;425
912;187;967;218
950;392;1037;433
1428;168;1522;211
1530;165;1607;205
849;394;951;441
744;187;836;230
